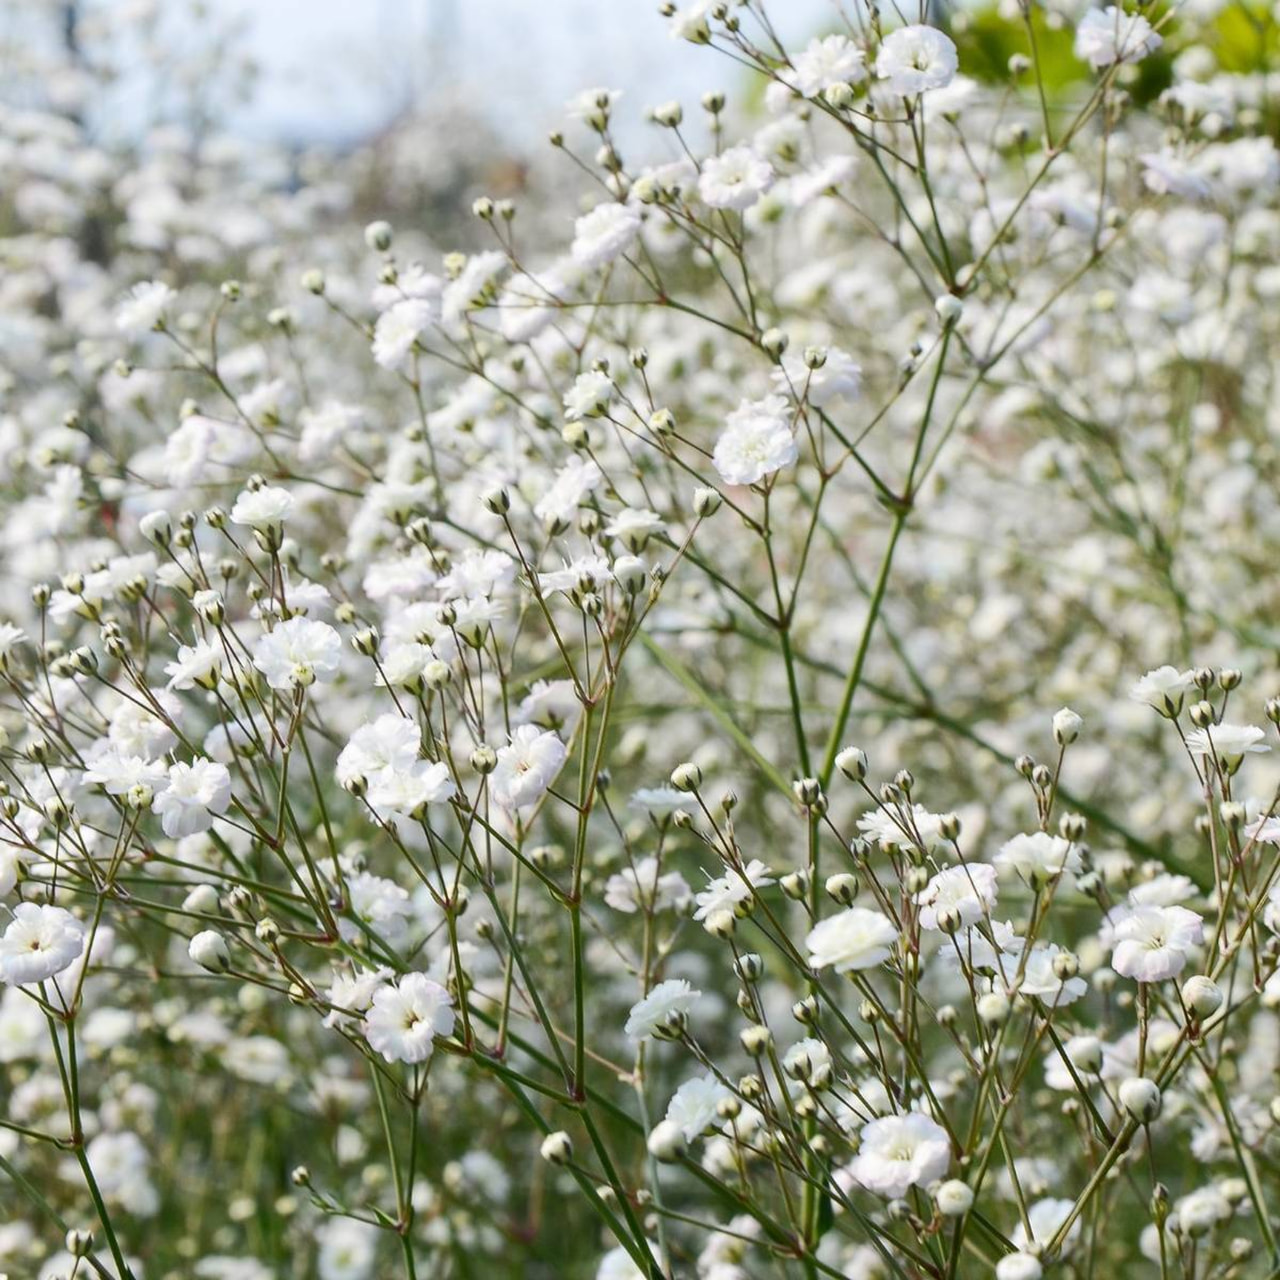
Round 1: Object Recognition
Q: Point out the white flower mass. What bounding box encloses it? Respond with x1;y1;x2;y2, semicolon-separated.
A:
3;1;1280;1276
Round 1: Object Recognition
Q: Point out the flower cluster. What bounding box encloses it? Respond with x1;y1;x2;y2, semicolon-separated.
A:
2;1;1280;1278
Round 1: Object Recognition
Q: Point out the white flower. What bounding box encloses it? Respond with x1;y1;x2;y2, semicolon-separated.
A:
336;715;422;786
571;202;642;269
365;760;457;821
230;485;294;530
84;1130;159;1216
666;1073;732;1141
317;1216;380;1280
994;832;1081;885
597;1244;662;1280
116;280;175;334
491;726;568;810
1184;723;1269;772
604;858;691;914
83;750;167;797
164;639;224;690
1011;943;1088;1006
342;872;413;947
0;844;28;897
713;395;798;486
667;0;712;42
372;298;435;370
850;1112;950;1198
806;907;898;973
153;759;232;838
625;977;700;1041
535;457;603;525
875;26;959;94
789;35;868;96
1129;665;1194;716
563;369;615;420
0;622;26;670
914;864;997;931
323;966;392;1027
252;618;343;691
630;786;695;816
693;859;775;920
1074;7;1162;69
698;146;775;210
996;1254;1043;1280
1111;904;1204;982
363;972;455;1063
1140;151;1212;201
0;903;85;986
773;348;862;407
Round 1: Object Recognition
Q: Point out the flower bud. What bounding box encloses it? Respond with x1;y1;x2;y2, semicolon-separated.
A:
540;1131;573;1165
935;1180;974;1217
364;220;393;252
189;929;231;974
670;762;702;792
834;747;867;781
825;873;858;905
977;991;1010;1026
996;1254;1042;1280
761;327;788;358
1118;1076;1162;1123
65;1229;94;1258
935;293;964;326
779;870;808;900
1053;707;1083;744
646;1119;687;1162
1181;974;1223;1020
692;486;722;517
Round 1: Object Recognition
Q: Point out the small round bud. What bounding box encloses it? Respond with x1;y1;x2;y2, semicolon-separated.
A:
1118;1076;1162;1123
692;486;722;518
779;870;808;900
646;1120;687;1163
540;1131;574;1165
792;995;818;1024
670;762;702;792
482;486;511;515
761;327;788;358
704;909;736;939
835;747;868;781
976;991;1010;1027
739;1024;773;1056
793;777;822;807
1181;975;1223;1020
1053;706;1083;745
995;1254;1042;1280
139;509;172;547
189;929;231;974
364;220;393;252
935;1180;974;1217
825;873;858;905
65;1229;94;1258
935;293;964;326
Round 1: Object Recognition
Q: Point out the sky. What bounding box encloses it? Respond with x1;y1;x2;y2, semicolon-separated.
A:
217;0;837;148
